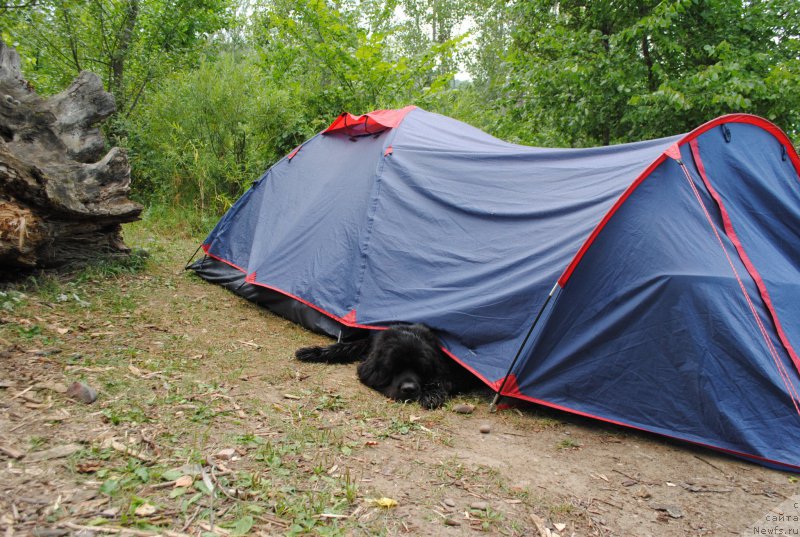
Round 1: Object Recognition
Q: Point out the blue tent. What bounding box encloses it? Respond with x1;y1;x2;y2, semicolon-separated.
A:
191;107;800;470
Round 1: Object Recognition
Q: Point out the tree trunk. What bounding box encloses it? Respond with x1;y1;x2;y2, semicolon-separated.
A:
0;39;142;275
110;0;140;114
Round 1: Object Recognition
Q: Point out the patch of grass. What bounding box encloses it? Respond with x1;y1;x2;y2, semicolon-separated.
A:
28;436;48;450
471;506;504;531
316;393;346;411
556;438;582;450
101;405;152;426
16;324;43;339
0;290;26;312
550;502;575;516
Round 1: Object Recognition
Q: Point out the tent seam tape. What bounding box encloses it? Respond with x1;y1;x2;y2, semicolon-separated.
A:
349;125;405;316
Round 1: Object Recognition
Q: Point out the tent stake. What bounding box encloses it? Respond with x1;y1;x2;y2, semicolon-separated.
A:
489;393;503;413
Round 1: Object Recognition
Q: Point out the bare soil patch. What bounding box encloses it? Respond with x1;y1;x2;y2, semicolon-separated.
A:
1;221;797;536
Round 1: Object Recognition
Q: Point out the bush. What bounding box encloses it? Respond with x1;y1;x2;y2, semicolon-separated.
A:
128;51;312;215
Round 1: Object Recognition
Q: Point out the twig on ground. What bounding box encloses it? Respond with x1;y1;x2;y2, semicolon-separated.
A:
62;521;192;537
254;513;290;528
181;505;202;532
693;455;730;477
100;438;155;463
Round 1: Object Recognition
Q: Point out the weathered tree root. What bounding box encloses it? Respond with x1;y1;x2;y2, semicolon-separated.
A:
0;39;142;274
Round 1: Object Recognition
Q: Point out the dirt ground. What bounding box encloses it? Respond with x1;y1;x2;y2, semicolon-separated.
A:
0;223;798;537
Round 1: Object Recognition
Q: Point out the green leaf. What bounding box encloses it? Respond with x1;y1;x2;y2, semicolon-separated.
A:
230;516;254;536
134;467;150;483
169;487;188;498
161;469;183;481
194;480;213;495
99;479;119;496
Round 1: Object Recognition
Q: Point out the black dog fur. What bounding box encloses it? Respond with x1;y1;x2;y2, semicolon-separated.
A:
295;324;476;408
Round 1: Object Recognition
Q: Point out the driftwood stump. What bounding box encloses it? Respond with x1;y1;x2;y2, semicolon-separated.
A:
0;40;142;274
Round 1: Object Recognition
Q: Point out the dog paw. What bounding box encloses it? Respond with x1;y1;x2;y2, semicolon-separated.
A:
419;391;447;409
295;346;324;362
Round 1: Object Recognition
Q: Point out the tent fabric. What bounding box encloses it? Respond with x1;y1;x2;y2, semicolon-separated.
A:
323;105;417;136
192;107;800;471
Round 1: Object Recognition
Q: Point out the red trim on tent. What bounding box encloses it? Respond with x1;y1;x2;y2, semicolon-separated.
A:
201;243;247;274
557;153;669;286
287;144;302;160
495;373;522;396
502;390;800;471
558;114;800;287
250;278;379;330
323;106;417;137
664;143;681;160
200;247;383;331
440;347;495;390
689;139;800;376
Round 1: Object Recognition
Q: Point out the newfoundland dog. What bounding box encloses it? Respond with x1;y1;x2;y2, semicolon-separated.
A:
295;324;476;408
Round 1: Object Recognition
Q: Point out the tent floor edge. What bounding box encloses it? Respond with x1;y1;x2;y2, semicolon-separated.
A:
189;256;363;341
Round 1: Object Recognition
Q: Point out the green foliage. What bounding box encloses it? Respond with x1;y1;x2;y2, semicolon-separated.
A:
253;0;465;117
128;51;306;212
3;0;234;117
496;0;800;146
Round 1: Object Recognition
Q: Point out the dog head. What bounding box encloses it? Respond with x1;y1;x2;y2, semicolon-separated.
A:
356;324;450;406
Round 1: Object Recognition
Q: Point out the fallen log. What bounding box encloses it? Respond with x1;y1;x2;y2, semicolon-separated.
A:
0;39;142;274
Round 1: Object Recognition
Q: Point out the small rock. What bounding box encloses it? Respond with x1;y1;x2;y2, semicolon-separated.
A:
444;518;461;526
178;464;204;476
452;403;475;414
215;448;236;460
622;479;638;487
32;348;62;357
470;501;488;511
443;498;456;507
37;381;68;394
479;424;491;434
66;381;98;404
651;503;684;519
634;486;651;499
100;507;120;518
554;522;567;531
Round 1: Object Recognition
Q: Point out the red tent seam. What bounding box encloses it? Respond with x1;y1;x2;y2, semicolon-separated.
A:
689;139;800;377
559;114;800;286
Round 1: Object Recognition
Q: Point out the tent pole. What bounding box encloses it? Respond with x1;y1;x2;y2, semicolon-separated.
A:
490;282;559;413
184;244;204;270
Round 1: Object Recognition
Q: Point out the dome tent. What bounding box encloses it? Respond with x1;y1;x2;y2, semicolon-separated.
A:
191;106;800;470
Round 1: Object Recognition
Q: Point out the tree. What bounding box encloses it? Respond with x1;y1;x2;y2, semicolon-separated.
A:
252;0;465;118
497;0;800;147
1;0;234;121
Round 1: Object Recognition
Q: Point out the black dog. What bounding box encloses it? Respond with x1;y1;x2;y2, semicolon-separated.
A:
295;324;476;408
